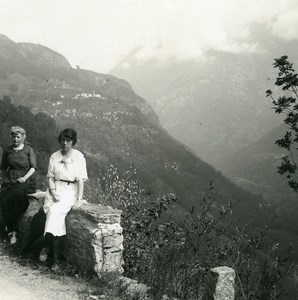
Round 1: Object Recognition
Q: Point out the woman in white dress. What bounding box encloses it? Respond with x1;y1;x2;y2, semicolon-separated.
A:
39;128;88;270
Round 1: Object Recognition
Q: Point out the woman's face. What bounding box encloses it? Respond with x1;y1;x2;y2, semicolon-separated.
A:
60;137;74;153
11;133;25;147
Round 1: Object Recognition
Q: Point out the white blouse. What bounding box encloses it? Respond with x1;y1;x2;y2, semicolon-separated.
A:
47;149;88;182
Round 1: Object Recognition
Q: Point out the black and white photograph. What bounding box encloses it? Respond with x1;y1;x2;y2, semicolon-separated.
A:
0;1;298;299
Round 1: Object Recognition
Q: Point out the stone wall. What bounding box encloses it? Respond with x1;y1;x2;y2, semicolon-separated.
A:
21;192;123;276
17;194;236;299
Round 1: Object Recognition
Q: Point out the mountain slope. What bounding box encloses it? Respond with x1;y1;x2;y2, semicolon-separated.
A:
111;28;298;169
0;34;71;70
218;124;297;201
0;36;158;126
0;34;267;225
217;124;298;257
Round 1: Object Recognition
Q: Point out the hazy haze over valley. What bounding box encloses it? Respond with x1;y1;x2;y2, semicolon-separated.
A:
0;1;297;204
0;0;297;234
111;27;298;169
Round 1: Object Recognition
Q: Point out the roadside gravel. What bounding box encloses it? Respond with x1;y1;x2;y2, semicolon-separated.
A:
0;242;89;300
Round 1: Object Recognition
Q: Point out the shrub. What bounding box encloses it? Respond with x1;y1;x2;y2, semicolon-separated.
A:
95;165;294;299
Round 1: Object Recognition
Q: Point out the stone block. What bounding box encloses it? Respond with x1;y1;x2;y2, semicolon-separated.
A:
20;192;124;276
211;266;235;300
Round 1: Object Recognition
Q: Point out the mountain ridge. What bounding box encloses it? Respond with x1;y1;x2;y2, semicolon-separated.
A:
110;29;296;168
0;34;71;69
0;33;272;227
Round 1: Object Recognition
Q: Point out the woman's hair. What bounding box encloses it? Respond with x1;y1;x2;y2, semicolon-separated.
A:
58;128;77;145
10;126;26;136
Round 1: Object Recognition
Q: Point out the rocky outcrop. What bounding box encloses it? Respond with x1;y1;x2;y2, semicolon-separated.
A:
19;43;72;68
21;192;123;276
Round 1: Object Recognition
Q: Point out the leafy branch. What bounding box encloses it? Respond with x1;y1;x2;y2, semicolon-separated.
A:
266;55;298;192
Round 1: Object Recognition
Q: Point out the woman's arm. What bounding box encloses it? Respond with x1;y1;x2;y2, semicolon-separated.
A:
76;178;84;201
17;167;36;183
73;178;86;209
0;168;7;182
73;153;87;208
48;177;60;202
0;149;8;181
18;146;38;183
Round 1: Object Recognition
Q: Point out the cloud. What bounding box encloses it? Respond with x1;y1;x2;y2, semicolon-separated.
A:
109;0;298;64
271;11;298;40
0;0;298;72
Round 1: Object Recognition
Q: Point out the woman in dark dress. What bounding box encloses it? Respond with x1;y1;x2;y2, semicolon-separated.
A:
0;126;37;245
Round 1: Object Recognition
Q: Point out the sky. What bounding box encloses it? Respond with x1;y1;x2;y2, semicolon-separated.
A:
1;0;298;73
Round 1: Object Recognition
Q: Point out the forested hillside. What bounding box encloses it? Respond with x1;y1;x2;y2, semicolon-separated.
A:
1;33;298;298
0;96;57;188
0;34;265;227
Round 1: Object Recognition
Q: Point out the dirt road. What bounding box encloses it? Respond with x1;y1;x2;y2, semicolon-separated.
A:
0;244;88;300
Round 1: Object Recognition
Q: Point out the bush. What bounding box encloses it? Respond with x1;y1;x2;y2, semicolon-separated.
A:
95;165;294;299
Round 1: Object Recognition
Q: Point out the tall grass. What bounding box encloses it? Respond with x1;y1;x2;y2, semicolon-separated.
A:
89;165;294;300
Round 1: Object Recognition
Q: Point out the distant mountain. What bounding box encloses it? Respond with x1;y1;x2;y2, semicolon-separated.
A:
218;124;296;202
0;34;71;69
2;33;298;262
217;124;298;255
110;28;298;258
111;28;298;169
0;33;265;226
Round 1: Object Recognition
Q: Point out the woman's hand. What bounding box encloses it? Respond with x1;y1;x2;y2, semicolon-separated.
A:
50;190;60;202
18;168;35;183
17;177;27;183
73;198;87;209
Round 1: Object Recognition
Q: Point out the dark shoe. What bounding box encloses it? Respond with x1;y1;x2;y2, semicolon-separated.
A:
8;232;17;245
39;247;49;262
51;263;59;272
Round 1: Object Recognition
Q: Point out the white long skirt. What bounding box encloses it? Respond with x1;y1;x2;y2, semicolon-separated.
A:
43;181;77;237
